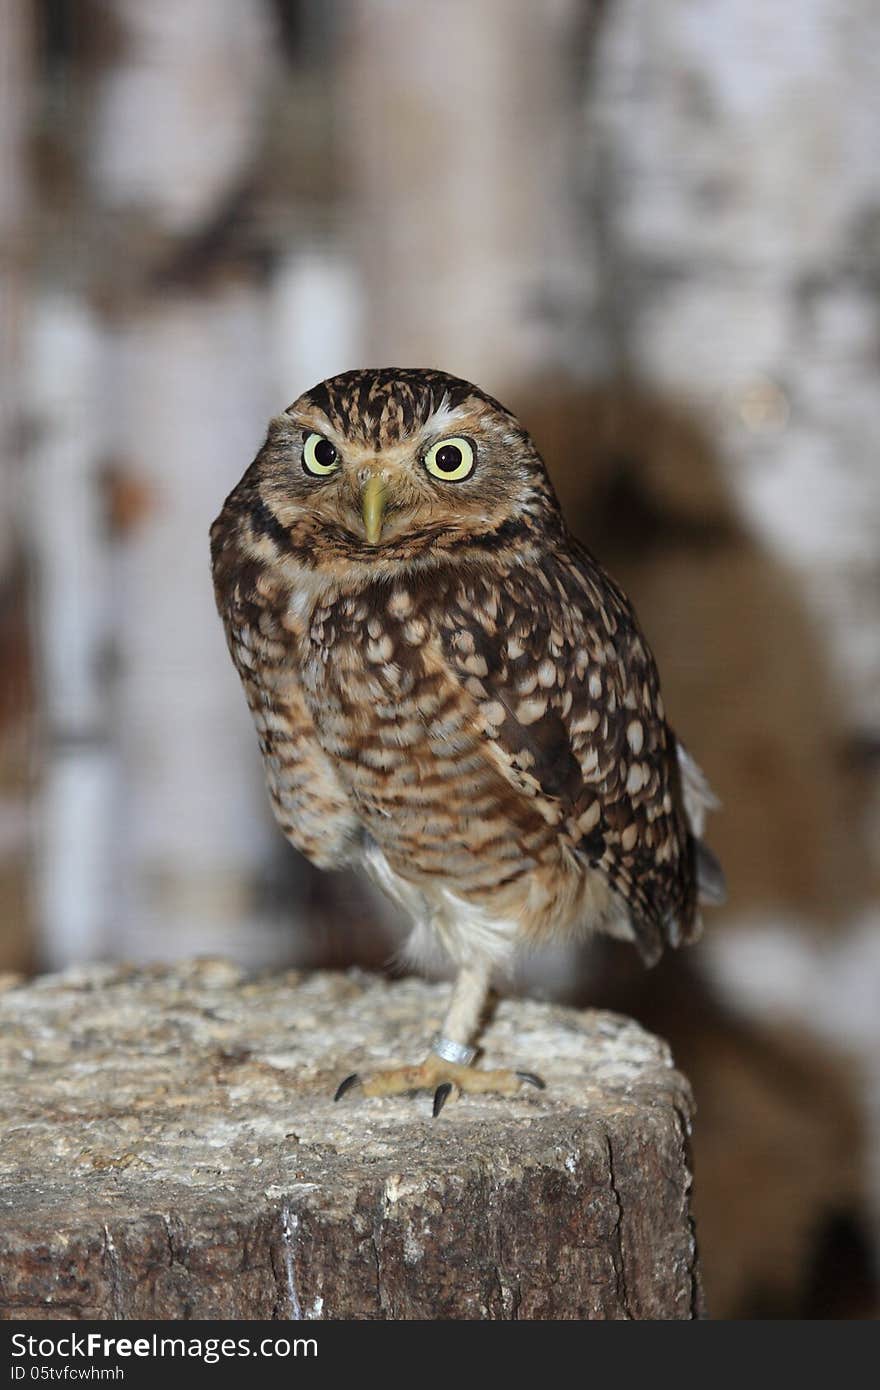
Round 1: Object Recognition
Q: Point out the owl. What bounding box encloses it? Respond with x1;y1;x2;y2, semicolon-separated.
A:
211;368;724;1114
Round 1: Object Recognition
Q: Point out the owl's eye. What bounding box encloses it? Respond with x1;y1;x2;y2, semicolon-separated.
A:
302;432;339;476
423;436;475;482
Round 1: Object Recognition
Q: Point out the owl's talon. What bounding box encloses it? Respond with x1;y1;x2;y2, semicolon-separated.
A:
516;1070;546;1090
432;1083;454;1117
333;1072;361;1102
334;1057;545;1104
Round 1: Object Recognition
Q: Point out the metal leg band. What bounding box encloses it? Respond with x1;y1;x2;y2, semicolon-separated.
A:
432;1036;477;1067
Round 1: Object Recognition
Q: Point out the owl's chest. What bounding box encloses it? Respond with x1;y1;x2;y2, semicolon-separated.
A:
290;583;556;901
298;587;465;791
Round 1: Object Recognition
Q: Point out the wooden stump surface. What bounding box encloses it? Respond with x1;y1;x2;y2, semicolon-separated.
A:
0;961;701;1319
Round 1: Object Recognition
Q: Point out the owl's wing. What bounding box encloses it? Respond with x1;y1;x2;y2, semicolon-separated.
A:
438;541;711;963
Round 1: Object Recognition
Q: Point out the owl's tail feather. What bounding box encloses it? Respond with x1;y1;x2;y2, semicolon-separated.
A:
676;740;718;833
676;739;726;907
693;836;727;906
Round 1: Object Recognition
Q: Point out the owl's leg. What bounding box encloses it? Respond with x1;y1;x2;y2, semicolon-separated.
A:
333;963;544;1115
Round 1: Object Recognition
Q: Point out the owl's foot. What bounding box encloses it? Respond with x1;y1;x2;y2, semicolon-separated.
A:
333;1058;545;1116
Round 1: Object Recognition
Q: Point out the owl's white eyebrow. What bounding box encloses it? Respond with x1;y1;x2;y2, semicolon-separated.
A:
421;396;468;438
282;409;338;441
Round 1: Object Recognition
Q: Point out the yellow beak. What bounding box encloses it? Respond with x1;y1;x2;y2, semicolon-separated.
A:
361;475;388;545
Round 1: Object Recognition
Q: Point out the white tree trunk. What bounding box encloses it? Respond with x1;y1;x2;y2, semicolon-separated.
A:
582;0;880;1261
27;298;116;965
0;0;30;567
342;0;588;391
0;0;34;970
30;0;312;966
585;0;880;730
92;1;288;964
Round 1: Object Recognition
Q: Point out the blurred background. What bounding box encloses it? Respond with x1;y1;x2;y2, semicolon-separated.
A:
1;0;878;1319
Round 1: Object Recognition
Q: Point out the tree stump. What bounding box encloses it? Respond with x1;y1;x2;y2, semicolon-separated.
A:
0;961;702;1319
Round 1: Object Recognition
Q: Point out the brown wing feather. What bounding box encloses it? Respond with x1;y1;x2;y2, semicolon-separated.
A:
438;539;699;963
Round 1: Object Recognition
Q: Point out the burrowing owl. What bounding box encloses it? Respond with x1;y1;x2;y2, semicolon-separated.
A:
211;368;724;1113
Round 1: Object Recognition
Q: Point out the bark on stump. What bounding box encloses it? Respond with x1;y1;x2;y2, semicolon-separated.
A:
0;961;701;1319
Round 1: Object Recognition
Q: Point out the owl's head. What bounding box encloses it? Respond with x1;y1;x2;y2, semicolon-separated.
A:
229;368;563;573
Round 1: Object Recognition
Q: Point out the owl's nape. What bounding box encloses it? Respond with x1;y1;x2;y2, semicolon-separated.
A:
211;367;723;1115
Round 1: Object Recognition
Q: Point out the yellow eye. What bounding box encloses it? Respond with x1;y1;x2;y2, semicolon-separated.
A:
423;436;476;482
302;432;340;476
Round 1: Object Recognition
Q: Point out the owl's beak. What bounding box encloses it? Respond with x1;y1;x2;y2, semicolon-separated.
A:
361;475;388;545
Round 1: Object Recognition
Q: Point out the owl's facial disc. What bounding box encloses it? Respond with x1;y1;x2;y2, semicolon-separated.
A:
255;370;564;563
288;416;486;546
